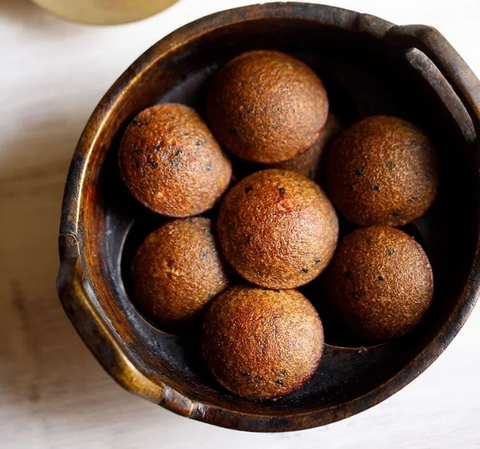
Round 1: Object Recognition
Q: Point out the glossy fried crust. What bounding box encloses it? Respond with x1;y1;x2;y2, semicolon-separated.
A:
119;103;232;217
203;286;324;399
325;226;434;341
207;50;329;164
325;116;439;226
132;218;231;335
218;169;339;289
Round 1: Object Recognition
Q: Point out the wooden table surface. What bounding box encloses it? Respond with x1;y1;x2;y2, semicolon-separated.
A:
1;0;479;447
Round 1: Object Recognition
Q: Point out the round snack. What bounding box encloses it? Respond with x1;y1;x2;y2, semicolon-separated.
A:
203;286;324;399
207;50;329;164
218;169;339;289
325;116;439;226
325;226;434;341
269;113;343;178
131;218;230;335
119;103;232;217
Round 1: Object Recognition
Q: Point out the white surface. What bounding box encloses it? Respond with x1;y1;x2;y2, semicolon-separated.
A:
0;0;479;447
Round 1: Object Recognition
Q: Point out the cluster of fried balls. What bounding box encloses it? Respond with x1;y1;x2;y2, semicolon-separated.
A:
119;50;439;400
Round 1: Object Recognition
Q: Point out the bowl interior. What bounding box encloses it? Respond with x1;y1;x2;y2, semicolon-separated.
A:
76;13;479;426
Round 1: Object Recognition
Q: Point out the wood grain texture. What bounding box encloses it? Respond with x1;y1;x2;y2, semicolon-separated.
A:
1;0;480;447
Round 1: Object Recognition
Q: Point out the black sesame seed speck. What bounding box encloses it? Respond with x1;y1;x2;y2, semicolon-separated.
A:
354;167;365;176
386;161;396;170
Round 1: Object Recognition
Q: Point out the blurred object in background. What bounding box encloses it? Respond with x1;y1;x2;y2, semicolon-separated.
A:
30;0;180;25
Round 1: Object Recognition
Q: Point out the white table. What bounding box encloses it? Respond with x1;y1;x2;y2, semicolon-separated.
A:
1;0;479;447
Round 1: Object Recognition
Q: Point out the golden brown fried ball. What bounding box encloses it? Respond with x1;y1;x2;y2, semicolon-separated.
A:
218;169;338;289
131;217;231;336
203;285;324;399
119;103;231;217
207;50;329;164
325;116;439;226
325;226;434;341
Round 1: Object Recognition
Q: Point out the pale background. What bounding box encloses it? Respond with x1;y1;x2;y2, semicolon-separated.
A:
0;0;479;447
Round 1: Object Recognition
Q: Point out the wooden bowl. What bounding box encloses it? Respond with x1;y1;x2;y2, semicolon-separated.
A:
57;3;480;432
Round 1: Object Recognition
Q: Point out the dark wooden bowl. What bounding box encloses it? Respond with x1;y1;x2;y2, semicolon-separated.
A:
57;2;480;432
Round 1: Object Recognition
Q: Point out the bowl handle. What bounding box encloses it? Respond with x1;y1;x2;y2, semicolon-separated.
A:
385;25;480;142
57;233;198;416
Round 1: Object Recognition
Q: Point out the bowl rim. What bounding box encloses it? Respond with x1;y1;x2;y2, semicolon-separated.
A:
58;2;480;432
